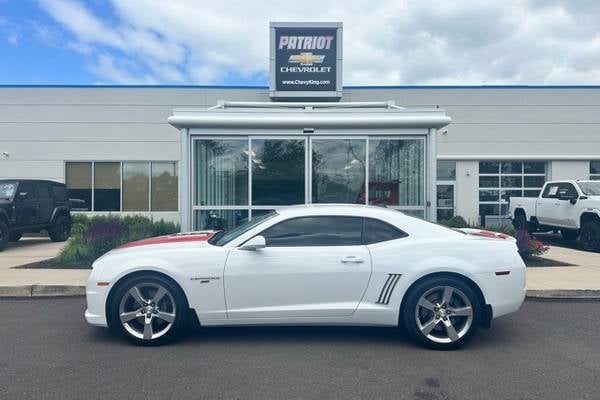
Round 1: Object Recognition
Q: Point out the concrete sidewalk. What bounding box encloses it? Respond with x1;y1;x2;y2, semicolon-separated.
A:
0;237;599;298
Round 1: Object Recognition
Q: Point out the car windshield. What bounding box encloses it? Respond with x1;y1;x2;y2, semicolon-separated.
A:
577;181;600;196
0;183;17;200
208;211;278;247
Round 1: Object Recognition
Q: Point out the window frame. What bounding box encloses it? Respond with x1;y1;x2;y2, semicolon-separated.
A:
249;215;408;248
590;161;600;180
64;161;178;212
478;161;546;217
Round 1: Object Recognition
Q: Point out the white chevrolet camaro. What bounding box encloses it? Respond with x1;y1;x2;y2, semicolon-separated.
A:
85;205;526;349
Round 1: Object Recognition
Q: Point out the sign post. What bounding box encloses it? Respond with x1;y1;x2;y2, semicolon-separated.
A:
269;22;343;101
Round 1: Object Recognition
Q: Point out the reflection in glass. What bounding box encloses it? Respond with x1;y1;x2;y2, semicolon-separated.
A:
151;162;178;211
94;162;120;211
437;185;454;208
123;162;149;211
66;162;92;211
195;140;248;206
437;161;456;181
312;139;366;204
252;139;305;205
369;139;424;206
194;209;249;231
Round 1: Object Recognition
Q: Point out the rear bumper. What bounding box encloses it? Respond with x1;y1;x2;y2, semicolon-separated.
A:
476;260;527;320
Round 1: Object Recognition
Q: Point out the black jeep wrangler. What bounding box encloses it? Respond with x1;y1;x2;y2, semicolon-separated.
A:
0;179;72;251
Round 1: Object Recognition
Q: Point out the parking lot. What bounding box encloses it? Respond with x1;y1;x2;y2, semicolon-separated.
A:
1;297;598;400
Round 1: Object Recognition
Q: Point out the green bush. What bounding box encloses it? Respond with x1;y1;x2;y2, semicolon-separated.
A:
438;215;470;229
57;214;179;267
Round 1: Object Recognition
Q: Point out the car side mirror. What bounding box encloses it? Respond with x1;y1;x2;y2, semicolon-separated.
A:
238;235;266;251
569;197;577;205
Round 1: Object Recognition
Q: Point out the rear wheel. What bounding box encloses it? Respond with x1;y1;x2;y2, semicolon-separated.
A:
402;276;481;350
561;229;579;241
109;274;189;345
0;221;8;251
580;222;600;252
48;215;71;242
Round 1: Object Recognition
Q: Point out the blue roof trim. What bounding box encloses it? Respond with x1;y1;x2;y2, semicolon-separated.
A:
0;84;600;89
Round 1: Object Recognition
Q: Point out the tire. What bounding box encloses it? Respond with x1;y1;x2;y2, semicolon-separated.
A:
561;229;579;241
8;232;22;242
512;213;527;230
0;220;8;252
48;215;71;242
401;276;482;350
109;274;189;346
580;222;600;252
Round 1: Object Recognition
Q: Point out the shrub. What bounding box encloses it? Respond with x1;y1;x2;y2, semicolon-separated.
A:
58;214;179;267
515;227;549;259
439;215;470;229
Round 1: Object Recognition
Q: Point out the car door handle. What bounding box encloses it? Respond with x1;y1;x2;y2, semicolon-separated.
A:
341;256;364;264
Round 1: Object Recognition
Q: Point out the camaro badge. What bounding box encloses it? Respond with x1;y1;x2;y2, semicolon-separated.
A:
288;52;325;66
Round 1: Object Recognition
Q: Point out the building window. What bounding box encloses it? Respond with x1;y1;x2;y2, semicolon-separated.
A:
65;162;92;211
478;161;546;218
94;162;121;211
436;161;456;221
151;162;178;211
65;161;178;212
591;161;600;180
123;162;150;211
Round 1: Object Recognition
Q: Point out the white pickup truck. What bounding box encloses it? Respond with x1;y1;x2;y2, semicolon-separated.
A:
509;180;600;251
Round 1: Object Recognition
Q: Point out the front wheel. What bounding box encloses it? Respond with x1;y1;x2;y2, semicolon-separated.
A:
0;221;8;251
109;274;189;345
580;222;600;252
402;277;481;350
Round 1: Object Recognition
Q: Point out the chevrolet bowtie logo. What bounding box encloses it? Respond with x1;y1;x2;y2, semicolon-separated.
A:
288;52;325;66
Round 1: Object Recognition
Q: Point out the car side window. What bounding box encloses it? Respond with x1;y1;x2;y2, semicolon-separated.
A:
363;218;408;244
557;183;577;197
35;184;51;200
17;183;35;200
52;186;68;202
260;216;363;247
542;184;559;198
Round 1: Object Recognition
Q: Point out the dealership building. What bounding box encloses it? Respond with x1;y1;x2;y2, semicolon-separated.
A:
1;24;600;232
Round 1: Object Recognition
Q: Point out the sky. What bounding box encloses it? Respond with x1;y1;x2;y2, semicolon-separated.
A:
1;0;600;86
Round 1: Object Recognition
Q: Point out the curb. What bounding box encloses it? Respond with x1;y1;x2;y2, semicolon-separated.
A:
0;285;599;299
0;285;85;298
526;289;600;299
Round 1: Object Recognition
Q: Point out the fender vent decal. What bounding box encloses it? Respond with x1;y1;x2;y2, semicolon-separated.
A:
376;274;402;305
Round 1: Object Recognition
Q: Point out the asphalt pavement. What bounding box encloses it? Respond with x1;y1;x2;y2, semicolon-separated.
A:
0;298;599;400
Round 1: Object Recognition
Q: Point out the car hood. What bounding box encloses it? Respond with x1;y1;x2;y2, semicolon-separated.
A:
115;231;217;251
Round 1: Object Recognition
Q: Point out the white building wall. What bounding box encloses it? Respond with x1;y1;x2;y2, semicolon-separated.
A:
2;86;600;224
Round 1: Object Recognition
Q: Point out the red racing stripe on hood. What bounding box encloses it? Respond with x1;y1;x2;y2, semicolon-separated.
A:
117;231;216;249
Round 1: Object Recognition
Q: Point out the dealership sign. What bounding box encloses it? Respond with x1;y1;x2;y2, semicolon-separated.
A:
270;22;343;100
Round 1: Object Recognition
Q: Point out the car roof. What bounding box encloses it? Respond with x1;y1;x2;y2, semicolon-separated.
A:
274;204;405;218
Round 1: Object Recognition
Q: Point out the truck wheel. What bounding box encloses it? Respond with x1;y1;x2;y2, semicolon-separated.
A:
561;229;579;241
580;222;600;252
0;221;8;251
9;232;22;242
512;214;527;230
49;216;71;242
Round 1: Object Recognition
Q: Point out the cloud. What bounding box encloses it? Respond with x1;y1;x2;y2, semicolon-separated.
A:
37;0;600;84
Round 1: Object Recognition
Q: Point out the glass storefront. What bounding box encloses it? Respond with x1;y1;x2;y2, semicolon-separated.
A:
192;136;426;230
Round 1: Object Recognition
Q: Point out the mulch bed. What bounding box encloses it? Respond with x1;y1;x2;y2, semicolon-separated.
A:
524;256;576;268
13;258;90;270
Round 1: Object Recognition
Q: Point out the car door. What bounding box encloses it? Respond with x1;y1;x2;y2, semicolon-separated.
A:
14;183;37;226
554;183;580;228
224;216;372;319
536;183;559;226
34;183;53;225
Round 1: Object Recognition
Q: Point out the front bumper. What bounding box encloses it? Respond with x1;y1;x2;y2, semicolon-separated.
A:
84;278;109;327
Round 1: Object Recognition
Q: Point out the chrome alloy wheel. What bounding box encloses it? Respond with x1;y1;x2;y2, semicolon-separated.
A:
415;285;473;344
118;283;177;341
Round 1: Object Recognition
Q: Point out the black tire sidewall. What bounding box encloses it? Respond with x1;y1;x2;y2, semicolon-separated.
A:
49;215;71;242
581;222;600;252
9;232;22;242
109;274;189;346
0;220;8;251
402;276;482;350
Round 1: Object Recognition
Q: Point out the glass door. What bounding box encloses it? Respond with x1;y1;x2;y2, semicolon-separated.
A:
436;183;455;221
